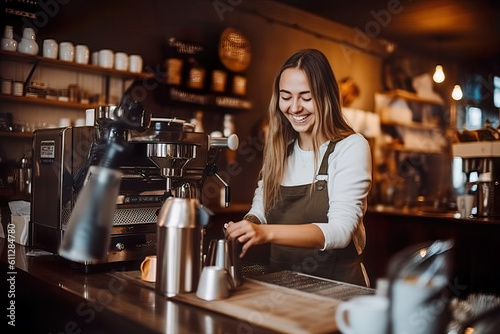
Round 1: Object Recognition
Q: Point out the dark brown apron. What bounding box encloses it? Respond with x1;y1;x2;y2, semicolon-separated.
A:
266;141;366;286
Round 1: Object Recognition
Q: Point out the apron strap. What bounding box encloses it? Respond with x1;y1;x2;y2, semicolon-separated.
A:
315;141;337;190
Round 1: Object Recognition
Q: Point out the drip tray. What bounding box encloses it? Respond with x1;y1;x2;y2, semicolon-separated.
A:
242;263;375;301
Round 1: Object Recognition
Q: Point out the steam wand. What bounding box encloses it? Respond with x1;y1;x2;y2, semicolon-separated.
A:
198;134;239;207
202;159;230;208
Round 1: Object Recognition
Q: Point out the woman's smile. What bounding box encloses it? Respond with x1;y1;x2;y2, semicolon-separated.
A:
279;68;316;135
291;113;311;122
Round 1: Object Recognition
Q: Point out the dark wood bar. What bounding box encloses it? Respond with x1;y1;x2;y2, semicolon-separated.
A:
0;239;296;333
363;206;500;296
209;205;500;296
3;207;499;333
2;238;378;333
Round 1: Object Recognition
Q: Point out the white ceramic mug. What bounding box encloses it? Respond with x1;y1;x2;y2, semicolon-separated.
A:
91;51;99;65
140;255;157;282
335;295;389;334
75;44;89;64
457;194;474;218
98;49;114;68
13;81;23;96
114;52;128;71
43;39;58;59
58;118;71;128
59;42;74;62
74;118;86;127
1;79;12;95
391;276;449;334
129;54;143;73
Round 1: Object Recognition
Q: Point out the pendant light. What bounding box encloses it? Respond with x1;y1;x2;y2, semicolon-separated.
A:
452;84;463;100
432;36;446;84
433;65;445;83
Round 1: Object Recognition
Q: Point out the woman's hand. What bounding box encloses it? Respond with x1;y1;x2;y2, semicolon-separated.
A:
225;219;269;258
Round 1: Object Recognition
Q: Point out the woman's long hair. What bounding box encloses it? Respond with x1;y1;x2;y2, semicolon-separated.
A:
262;49;355;212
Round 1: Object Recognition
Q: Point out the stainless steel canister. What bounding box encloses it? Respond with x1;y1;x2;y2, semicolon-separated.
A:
476;181;500;217
16;155;32;194
156;197;210;297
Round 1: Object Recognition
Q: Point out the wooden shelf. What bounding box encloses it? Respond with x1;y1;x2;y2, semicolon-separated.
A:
0;94;99;110
378;89;445;105
1;51;252;113
0;131;33;139
0;49;154;80
381;120;441;130
380;143;444;154
156;85;252;112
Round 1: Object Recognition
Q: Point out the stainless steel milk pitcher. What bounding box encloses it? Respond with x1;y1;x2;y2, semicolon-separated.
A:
205;238;242;288
156;197;210;297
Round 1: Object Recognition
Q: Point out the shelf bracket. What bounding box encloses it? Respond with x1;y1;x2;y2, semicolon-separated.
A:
23;59;40;95
104;74;110;104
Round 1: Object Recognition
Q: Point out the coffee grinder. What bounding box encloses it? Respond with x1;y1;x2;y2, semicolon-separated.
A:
452;141;500;217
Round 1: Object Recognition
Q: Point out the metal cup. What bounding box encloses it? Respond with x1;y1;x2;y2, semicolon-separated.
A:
206;239;227;268
196;266;231;301
205;238;242;287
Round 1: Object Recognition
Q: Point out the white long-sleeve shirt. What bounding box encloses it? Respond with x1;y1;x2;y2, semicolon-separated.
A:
247;133;372;254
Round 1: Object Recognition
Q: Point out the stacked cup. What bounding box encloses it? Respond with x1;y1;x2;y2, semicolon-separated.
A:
98;49;114;68
114;52;128;71
42;39;58;59
129;54;143;73
59;42;74;62
38;37;143;73
75;45;90;64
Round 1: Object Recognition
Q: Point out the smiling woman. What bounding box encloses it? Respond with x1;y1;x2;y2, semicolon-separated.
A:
225;49;373;287
278;68;316;143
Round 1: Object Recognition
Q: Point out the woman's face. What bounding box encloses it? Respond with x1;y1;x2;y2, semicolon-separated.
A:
278;68;316;136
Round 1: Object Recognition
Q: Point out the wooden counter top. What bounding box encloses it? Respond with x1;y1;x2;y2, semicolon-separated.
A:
367;205;500;225
363;206;500;296
1;238;372;334
0;239;280;333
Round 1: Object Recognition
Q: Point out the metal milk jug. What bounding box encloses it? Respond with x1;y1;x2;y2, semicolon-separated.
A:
156;197;210;297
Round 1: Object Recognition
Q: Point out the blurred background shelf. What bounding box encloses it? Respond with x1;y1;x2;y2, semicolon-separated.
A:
378;89;445;105
0;131;33;138
0;50;154;80
0;94;98;110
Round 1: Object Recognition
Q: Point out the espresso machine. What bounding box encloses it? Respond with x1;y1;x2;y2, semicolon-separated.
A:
452;141;500;217
32;101;237;266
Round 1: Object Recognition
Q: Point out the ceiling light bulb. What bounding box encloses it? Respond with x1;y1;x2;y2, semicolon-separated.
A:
433;65;445;83
452;84;463;101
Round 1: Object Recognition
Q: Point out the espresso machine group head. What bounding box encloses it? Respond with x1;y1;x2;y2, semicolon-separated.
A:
129;117;239;204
